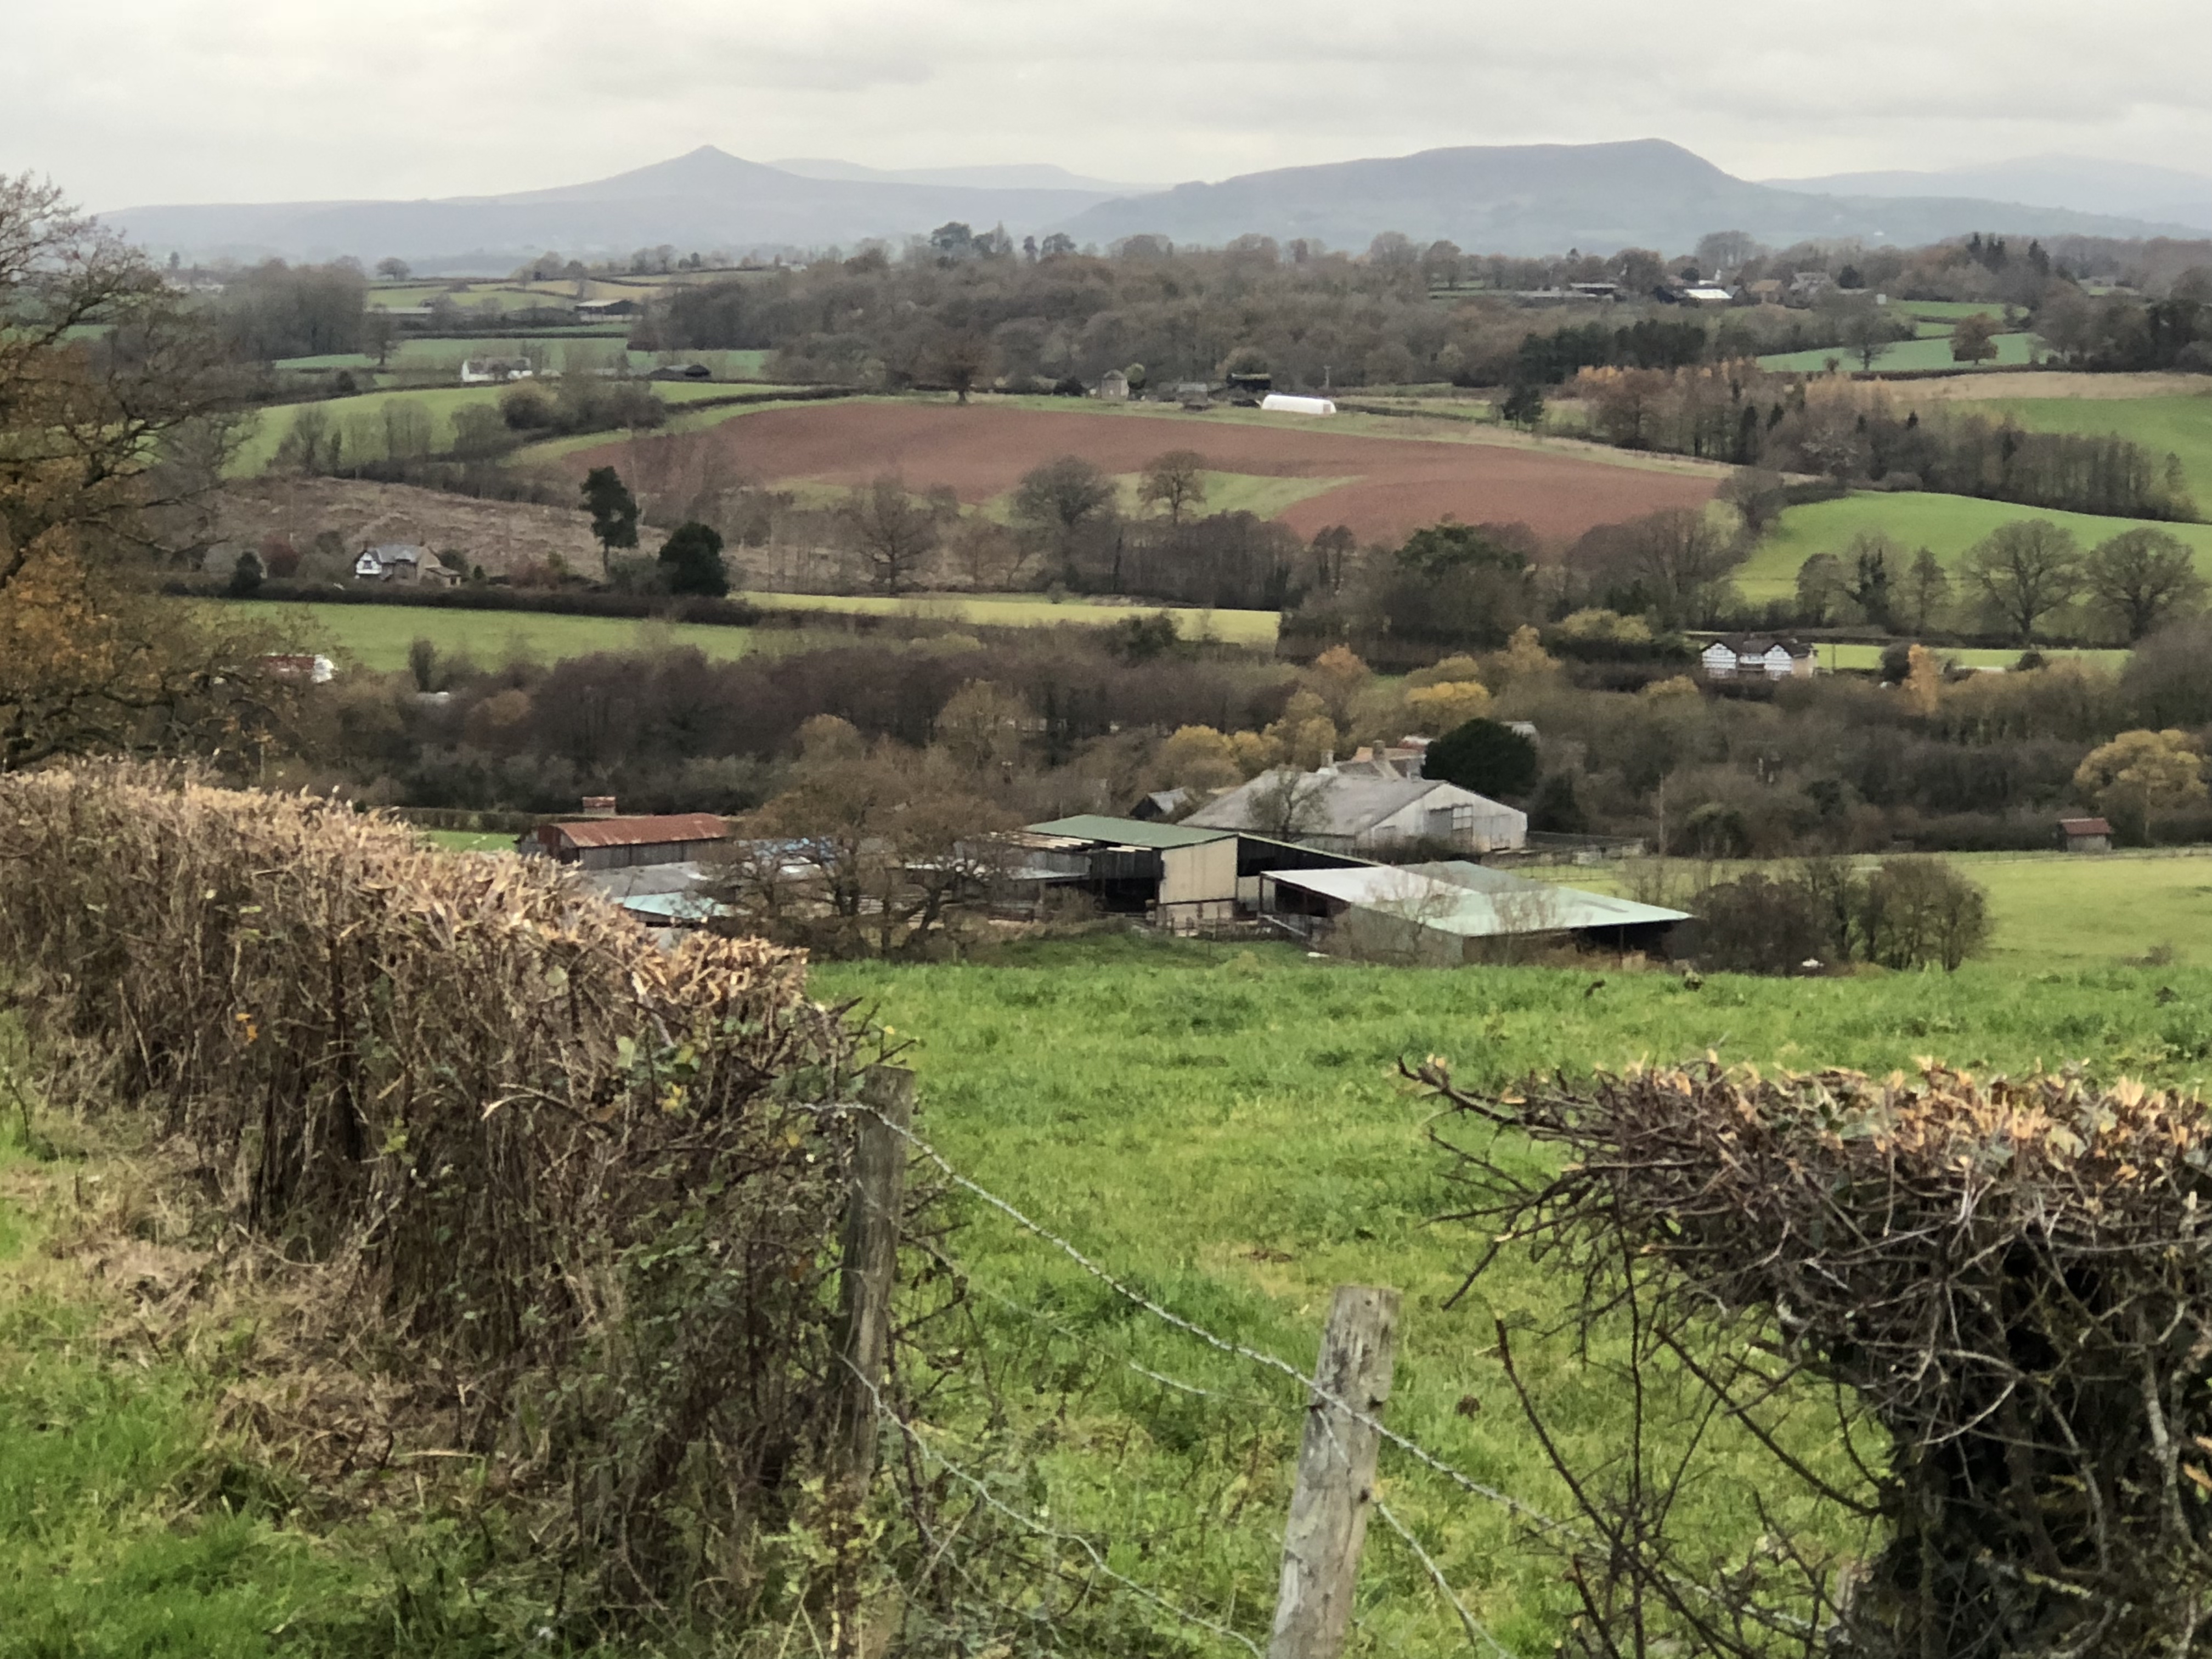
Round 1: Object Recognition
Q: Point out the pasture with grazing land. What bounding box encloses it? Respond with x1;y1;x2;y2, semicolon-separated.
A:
1739;489;2212;601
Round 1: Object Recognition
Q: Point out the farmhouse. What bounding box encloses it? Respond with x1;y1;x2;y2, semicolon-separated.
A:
353;543;427;581
458;357;534;384
1701;636;1818;679
2057;816;2113;853
520;812;729;871
1257;860;1689;964
1185;770;1526;855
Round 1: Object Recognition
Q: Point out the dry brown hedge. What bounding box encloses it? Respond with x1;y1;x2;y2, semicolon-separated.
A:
0;763;867;1617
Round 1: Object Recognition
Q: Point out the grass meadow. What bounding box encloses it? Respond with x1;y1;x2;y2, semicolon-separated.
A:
814;933;2212;1652
1741;490;2212;600
204;589;1278;669
1756;332;2040;374
1977;392;2212;506
9;841;2212;1651
234;381;737;476
207;599;762;672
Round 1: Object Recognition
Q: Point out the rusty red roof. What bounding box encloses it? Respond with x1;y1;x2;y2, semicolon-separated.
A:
546;814;727;849
2057;817;2112;836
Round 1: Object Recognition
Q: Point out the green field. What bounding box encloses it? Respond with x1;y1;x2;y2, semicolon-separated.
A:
276;342;774;382
1757;331;2041;374
235;381;741;475
743;589;1283;645
365;284;568;313
1812;640;2128;672
1740;490;2212;600
810;931;2212;1653
1978;392;2212;509
205;599;761;671
18;839;2212;1649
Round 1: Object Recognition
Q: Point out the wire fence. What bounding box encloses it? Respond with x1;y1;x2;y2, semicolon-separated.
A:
808;1092;1578;1656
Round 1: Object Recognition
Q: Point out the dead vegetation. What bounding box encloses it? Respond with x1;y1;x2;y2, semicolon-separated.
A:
1421;1055;2212;1657
0;763;874;1630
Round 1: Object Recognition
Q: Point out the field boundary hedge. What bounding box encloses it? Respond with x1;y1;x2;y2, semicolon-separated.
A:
0;764;867;1619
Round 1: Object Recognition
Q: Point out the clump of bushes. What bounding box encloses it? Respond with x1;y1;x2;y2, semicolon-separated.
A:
0;764;867;1623
1426;1054;2212;1657
1649;855;1989;973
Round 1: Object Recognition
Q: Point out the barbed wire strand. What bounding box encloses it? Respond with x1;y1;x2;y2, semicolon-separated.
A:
822;1100;1573;1538
828;1098;1808;1640
1374;1496;1516;1659
847;1364;1264;1658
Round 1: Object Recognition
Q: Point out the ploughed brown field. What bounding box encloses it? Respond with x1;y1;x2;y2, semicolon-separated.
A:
566;403;1720;543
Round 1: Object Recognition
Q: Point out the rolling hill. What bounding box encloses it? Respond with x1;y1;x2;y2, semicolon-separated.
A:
1060;139;2193;255
104;139;2196;269
101;146;1125;269
1765;154;2212;234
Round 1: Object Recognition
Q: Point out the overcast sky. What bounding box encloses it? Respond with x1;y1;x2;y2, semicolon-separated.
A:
8;0;2211;208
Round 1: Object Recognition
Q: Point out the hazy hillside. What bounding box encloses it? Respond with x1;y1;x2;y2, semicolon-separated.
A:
104;138;2193;269
102;146;1117;267
1062;139;2190;254
1768;154;2212;233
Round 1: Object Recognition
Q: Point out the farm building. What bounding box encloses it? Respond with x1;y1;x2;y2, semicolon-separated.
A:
1260;393;1336;416
520;812;730;871
1701;636;1818;679
1186;770;1526;855
1096;369;1130;400
2057;816;2113;853
1023;816;1241;930
458;357;534;383
1259;862;1689;964
575;861;724;926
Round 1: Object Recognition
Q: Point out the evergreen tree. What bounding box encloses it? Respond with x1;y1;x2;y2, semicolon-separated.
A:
581;466;639;558
658;521;728;597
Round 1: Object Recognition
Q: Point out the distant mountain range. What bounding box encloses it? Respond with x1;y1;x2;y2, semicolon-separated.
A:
1056;141;2193;254
101;139;2205;271
1765;155;2212;235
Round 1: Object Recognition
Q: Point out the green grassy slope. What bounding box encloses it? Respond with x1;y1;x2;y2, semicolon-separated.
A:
235;382;738;476
1978;393;2212;507
1757;332;2040;373
203;600;761;672
816;938;2212;1652
1740;492;2212;600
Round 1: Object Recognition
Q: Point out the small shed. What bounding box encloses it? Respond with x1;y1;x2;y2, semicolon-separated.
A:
522;812;730;871
2057;816;2113;853
1096;369;1130;401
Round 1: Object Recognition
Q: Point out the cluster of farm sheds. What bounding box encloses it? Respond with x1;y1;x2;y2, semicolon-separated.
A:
516;766;1689;965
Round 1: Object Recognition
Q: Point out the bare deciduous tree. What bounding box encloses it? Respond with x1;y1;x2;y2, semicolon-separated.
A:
1137;449;1209;523
841;475;944;595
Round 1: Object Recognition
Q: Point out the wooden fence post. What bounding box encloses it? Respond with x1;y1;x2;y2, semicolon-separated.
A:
830;1063;915;1657
1267;1284;1402;1659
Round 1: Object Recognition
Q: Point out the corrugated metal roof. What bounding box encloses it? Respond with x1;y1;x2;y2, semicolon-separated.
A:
550;814;727;849
2058;817;2113;835
1187;772;1522;840
1269;865;1688;938
1025;815;1233;849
